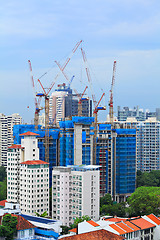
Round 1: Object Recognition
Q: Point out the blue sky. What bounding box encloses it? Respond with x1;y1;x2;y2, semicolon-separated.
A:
1;0;160;122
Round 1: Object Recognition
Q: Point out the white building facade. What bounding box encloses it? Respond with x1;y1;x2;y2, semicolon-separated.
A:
0;113;22;166
52;166;100;226
7;131;49;216
20;160;49;216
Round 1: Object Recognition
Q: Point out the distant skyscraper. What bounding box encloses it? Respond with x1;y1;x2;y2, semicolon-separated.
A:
117;106;160;122
0;113;22;166
49;83;92;125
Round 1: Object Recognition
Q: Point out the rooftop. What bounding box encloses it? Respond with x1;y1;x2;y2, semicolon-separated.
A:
21;160;49;165
3;214;35;230
20;214;56;224
8;144;23;149
131;218;156;230
62;229;124;240
19;131;39;136
0;200;7;207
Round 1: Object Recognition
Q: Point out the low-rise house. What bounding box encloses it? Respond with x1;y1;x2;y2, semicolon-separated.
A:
0;213;36;239
68;214;160;240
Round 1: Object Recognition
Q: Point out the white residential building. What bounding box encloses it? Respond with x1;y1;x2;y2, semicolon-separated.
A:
121;117;160;172
0;113;22;166
7;131;49;216
20;160;49;216
52;165;100;226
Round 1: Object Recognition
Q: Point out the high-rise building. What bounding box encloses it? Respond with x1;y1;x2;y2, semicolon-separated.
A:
49;83;92;125
7;131;49;216
111;128;136;202
121;117;160;172
20;160;49;216
59;117;136;200
0;113;22;166
52;165;99;226
59;116;94;166
136;117;160;171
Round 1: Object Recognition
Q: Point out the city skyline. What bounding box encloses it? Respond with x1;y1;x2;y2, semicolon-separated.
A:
1;0;160;122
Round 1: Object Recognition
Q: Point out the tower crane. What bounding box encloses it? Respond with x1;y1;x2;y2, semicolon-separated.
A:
92;93;106;164
28;60;43;130
36;40;82;162
109;61;116;125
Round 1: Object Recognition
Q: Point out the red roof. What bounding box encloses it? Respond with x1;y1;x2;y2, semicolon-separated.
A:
8;144;23;149
3;214;35;230
19;131;39;136
87;220;99;227
0;200;7;207
64;229;124;240
124;221;140;231
116;222;134;233
105;217;127;222
110;224;126;235
21;160;49;165
147;214;160;225
131;218;156;230
69;228;77;233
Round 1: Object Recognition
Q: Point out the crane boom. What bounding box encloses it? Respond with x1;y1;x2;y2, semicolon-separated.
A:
81;48;97;108
28;60;40;129
46;40;82;96
109;61;116;125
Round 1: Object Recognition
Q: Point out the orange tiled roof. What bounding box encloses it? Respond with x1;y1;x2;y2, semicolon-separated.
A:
69;228;77;233
3;214;35;230
21;160;49;165
124;221;140;231
131;218;156;230
8;144;23;149
0;200;7;207
105;217;127;222
116;222;134;233
19;131;39;136
109;224;126;235
64;229;124;240
87;220;99;227
147;214;160;225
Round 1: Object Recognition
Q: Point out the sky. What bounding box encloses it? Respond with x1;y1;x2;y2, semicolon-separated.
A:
0;0;160;123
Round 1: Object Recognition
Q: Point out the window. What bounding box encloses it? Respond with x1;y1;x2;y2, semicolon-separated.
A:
21;230;25;237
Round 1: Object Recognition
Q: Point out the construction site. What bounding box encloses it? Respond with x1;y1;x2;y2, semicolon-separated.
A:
13;41;136;200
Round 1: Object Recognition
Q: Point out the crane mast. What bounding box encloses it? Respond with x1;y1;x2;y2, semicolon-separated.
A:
92;93;106;164
109;61;116;125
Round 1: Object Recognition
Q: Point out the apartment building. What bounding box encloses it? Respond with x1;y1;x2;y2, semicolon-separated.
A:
0;113;22;166
122;117;160;172
20;160;49;216
7;131;49;216
137;117;160;171
52;166;99;226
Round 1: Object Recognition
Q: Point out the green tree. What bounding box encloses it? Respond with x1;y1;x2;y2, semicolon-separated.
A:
0;177;7;201
70;215;91;229
61;225;70;235
100;193;113;207
0;166;6;182
127;186;160;216
35;211;48;218
137;172;159;187
100;202;126;217
0;214;18;240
